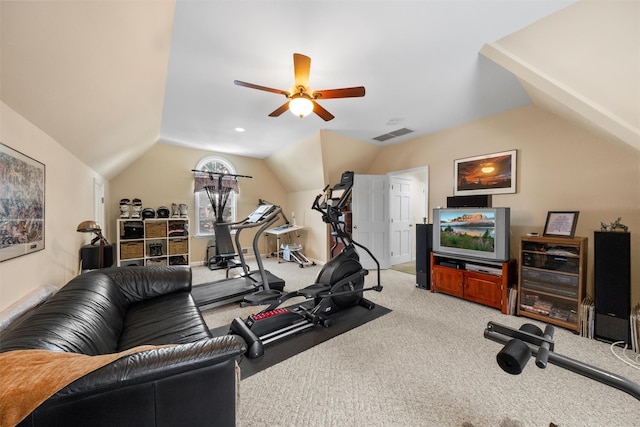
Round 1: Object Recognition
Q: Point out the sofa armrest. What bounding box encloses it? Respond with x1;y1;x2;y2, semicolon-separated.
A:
103;266;192;303
56;335;246;398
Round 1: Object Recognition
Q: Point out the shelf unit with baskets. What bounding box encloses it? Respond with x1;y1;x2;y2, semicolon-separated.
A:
517;235;587;332
117;218;189;267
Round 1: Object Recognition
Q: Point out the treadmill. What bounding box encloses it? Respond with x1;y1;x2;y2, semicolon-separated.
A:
191;204;286;310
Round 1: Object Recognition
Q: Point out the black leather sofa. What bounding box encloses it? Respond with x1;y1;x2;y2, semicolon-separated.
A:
0;266;260;427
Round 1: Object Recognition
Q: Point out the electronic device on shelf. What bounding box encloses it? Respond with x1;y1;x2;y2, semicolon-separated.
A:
465;263;503;276
439;259;465;269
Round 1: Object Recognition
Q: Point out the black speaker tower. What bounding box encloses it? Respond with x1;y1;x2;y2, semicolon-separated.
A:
594;231;631;344
416;224;433;290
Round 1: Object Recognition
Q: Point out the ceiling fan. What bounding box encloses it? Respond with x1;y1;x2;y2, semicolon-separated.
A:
234;53;365;121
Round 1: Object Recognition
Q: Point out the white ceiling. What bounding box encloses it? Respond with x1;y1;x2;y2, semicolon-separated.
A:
159;1;577;158
3;0;599;180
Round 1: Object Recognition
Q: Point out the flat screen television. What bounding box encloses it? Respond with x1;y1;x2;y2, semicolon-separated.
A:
432;207;510;263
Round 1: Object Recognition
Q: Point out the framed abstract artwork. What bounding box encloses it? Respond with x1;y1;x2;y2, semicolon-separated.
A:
0;143;45;262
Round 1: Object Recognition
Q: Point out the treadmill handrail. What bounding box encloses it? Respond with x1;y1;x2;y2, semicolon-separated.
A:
233;206;284;282
213;205;278;232
250;211;281;289
215;217;249;228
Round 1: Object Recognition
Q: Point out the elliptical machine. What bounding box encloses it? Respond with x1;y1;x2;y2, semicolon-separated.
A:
233;171;383;345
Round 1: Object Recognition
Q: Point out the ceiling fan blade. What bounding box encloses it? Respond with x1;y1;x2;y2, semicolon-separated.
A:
312;101;334;121
234;80;289;96
293;53;311;89
313;86;366;99
268;101;290;117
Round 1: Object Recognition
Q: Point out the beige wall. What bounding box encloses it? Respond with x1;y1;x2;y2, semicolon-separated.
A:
2;102;638;311
0;102;108;311
265;132;325;193
109;143;289;264
287;189;327;261
319;130;381;185
367;104;640;303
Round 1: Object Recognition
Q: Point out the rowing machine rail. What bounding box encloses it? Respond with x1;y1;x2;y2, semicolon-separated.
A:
484;321;640;400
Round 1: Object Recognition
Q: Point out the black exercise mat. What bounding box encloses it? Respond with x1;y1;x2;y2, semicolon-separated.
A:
236;303;391;379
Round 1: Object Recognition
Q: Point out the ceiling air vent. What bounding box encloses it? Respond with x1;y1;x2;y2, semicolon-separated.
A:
372;128;413;142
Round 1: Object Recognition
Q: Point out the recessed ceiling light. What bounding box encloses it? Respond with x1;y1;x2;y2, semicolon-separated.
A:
234;127;245;132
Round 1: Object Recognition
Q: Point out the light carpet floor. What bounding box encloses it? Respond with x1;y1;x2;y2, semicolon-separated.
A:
194;259;640;427
390;261;416;275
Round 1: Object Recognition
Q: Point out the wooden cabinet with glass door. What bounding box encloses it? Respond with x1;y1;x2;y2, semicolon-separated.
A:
517;235;587;332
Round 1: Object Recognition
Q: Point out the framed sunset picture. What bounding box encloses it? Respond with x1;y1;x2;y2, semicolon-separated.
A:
454;150;516;196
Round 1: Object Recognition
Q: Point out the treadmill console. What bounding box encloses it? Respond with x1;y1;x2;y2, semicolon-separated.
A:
247;204;276;223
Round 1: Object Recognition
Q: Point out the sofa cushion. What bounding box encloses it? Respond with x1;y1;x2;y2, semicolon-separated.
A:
0;274;128;355
118;291;212;351
104;266;192;304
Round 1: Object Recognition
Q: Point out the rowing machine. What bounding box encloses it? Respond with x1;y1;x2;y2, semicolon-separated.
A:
484;321;640;400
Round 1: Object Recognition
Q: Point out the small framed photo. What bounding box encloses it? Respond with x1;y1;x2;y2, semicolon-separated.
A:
543;211;579;238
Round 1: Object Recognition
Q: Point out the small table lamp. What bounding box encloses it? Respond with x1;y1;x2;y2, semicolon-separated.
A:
77;221;109;269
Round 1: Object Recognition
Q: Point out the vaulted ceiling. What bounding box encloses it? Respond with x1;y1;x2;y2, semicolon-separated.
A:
1;1;637;180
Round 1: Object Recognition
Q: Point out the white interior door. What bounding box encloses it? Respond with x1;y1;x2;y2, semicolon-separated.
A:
352;174;389;270
94;179;105;230
389;176;412;265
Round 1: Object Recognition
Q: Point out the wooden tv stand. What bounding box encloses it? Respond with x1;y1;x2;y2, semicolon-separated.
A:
430;253;517;314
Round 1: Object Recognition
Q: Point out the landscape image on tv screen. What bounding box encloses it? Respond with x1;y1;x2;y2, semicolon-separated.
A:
439;211;495;253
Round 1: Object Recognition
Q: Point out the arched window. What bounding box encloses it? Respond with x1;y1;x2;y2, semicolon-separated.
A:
194;156;237;236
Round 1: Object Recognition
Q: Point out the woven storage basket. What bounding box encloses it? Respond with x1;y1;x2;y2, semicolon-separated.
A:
168;238;188;255
145;222;167;238
169;255;188;265
146;257;168;266
120;242;143;259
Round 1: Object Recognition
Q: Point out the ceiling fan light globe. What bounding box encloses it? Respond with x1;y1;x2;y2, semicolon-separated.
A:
289;97;313;118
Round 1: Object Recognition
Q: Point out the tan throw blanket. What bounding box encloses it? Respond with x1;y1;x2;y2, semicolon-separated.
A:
0;346;166;427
